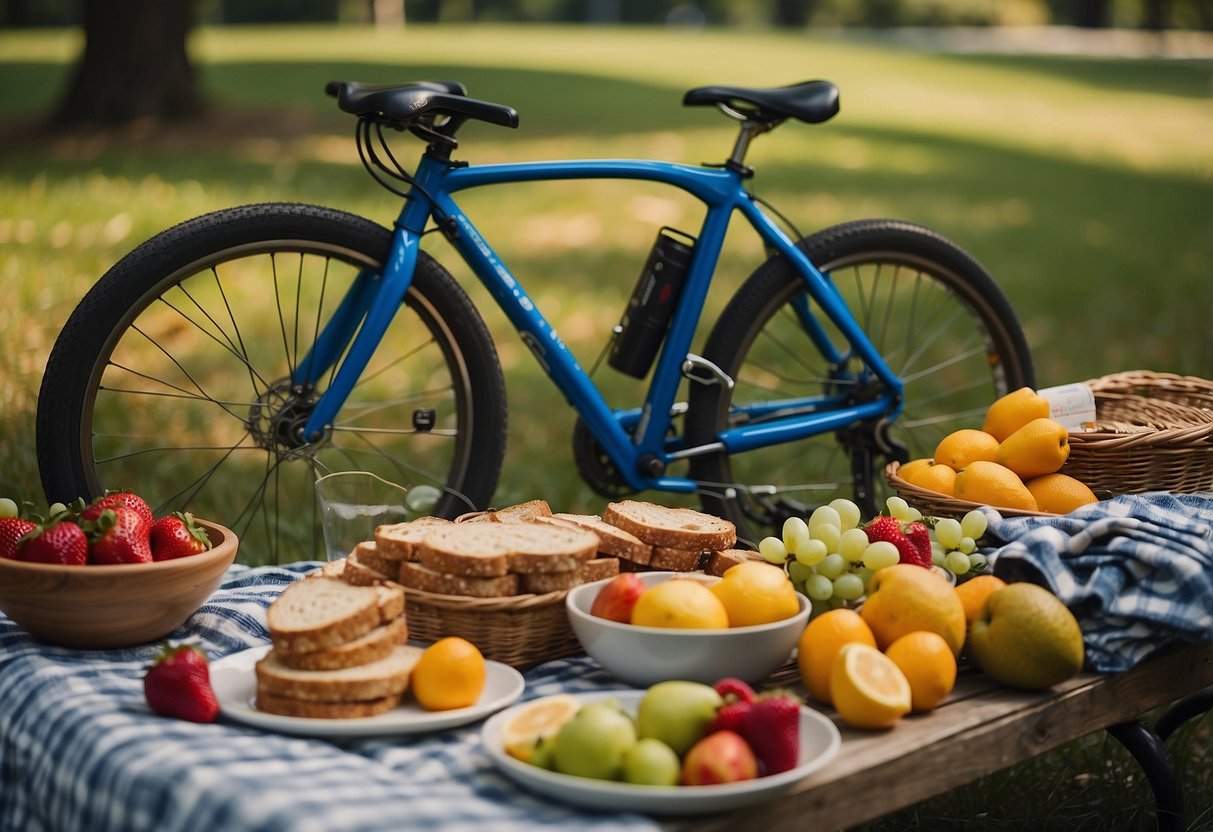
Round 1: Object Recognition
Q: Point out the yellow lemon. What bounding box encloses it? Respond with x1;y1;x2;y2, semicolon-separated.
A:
996;418;1070;479
710;561;800;627
1026;473;1098;514
953;460;1039;513
797;608;877;705
905;460;957;497
954;574;1008;627
631;579;729;629
884;630;957;712
982;387;1050;442
896;458;933;483
411;637;487;711
860;564;967;656
501;694;581;762
830;642;912;729
934;429;1001;470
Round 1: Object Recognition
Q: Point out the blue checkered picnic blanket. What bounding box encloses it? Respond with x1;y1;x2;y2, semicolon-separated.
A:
982;492;1213;673
0;563;660;832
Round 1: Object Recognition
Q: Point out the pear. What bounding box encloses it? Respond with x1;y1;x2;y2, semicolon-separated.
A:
996;418;1070;479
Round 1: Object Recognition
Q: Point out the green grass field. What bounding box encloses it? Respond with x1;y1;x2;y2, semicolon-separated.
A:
0;25;1210;828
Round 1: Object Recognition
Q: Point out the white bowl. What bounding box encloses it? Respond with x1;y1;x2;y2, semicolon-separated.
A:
565;571;810;687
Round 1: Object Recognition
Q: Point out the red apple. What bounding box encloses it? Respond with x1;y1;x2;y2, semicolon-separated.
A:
589;574;647;623
680;730;759;786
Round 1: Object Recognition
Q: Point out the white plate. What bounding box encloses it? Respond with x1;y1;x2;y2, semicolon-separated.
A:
211;644;525;738
480;690;841;815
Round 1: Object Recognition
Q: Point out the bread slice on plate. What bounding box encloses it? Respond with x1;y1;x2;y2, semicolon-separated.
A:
267;577;385;653
601;500;737;551
255;643;423;703
255;689;403;719
270;615;408;672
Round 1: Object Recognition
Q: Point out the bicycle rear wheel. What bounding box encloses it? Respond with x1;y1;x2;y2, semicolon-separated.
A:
685;218;1034;543
37;203;507;564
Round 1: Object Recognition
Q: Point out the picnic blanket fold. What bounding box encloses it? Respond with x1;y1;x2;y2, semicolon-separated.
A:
981;492;1213;673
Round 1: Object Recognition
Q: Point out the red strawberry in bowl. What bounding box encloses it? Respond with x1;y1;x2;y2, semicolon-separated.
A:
151;512;213;561
738;691;801;775
902;521;934;568
0;517;38;560
19;518;89;565
81;491;155;530
86;506;153;564
143;643;220;723
864;515;931;568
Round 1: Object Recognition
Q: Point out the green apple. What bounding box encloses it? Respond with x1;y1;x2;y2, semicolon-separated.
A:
621;737;681;786
552;701;637;780
636;681;723;757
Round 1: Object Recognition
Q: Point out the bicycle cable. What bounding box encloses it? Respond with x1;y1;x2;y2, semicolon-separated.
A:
356;118;452;229
747;190;807;254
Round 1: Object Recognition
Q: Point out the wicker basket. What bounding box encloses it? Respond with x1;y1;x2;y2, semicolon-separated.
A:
404;586;581;669
1062;371;1213;495
885;461;1055;519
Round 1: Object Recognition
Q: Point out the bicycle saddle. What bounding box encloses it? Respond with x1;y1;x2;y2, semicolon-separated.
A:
326;80;519;129
683;80;840;125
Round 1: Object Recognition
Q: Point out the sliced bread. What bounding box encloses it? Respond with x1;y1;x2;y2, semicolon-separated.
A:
399;561;521;597
602;500;736;551
486;499;553;523
267;577;384;653
270;615;408;672
416;522;600;577
520;557;620;593
255;644;423;703
539;513;653;564
650;545;707;572
255;690;403;720
704;548;768;577
374;516;454;561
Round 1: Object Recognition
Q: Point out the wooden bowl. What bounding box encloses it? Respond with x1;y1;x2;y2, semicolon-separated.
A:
0;520;238;649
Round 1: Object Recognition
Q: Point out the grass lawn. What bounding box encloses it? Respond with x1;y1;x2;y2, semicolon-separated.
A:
0;24;1210;828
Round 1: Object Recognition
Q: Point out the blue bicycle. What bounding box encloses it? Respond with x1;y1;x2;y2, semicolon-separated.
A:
37;80;1034;562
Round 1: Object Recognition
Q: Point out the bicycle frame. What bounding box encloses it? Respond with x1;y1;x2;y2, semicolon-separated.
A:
296;152;904;494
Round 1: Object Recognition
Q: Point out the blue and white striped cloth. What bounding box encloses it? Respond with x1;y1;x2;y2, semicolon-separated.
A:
0;563;660;832
983;492;1213;673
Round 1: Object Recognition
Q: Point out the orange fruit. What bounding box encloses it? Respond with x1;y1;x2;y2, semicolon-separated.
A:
411;636;487;711
884;630;957;712
934;429;1000;470
631;579;729;629
996;418;1070;479
955;574;1008;626
860;564;967;656
953;460;1039;513
982;387;1050;442
829;642;912;729
907;461;957;497
1026;473;1098;514
797;608;877;705
711;561;800;626
501;694;581;762
897;458;933;483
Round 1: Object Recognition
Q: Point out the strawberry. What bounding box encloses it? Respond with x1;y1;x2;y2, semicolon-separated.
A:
86;506;153;564
708;699;753;734
864;515;922;567
713;677;756;704
18;519;89;565
0;517;38;560
738;692;801;775
81;491;154;529
143;643;220;723
903;521;934;568
150;512;212;561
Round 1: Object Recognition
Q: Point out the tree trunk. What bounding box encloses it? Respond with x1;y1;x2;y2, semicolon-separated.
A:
51;0;202;126
1072;0;1109;28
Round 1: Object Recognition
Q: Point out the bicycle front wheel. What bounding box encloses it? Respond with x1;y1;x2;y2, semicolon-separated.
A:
37;203;507;564
685;218;1034;543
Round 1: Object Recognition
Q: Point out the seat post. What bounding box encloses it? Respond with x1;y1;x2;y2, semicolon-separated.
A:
727;120;770;175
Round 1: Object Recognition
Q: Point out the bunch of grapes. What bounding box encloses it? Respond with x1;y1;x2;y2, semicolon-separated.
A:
758;496;990;615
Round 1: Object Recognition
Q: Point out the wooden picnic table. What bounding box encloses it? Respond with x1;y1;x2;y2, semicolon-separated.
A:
674;639;1213;831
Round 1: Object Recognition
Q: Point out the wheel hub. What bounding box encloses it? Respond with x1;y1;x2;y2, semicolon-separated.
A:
247;380;328;459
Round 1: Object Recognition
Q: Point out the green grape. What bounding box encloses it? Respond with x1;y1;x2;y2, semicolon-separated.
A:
812;523;841;555
958;536;977;555
0;498;17;519
48;502;68;517
944;550;972;575
758;536;789;564
828;498;862;531
786;560;815;583
885;495;913;522
405;484;442;515
832;573;866;601
817;553;846;580
862;541;899;571
809;598;832;618
852;566;875;589
794;538;829;567
838;528;870;563
907;505;923;522
931;548;947;567
782;516;810;553
933;517;963;551
968;553;989;573
808;505;841;535
805;574;835;602
827;596;849;610
961;509;989;540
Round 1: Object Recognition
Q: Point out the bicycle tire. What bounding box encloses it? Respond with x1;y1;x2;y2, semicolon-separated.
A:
36;202;507;564
685;218;1034;542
